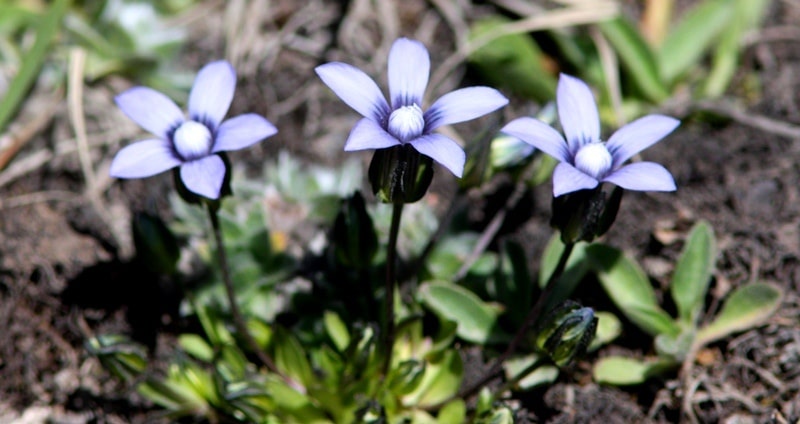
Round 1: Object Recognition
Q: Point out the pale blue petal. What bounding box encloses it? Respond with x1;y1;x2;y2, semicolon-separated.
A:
552;162;599;197
424;87;508;131
316;62;390;122
344;118;401;151
557;74;600;153
501;117;569;163
115;87;184;138
603;162;676;192
110;138;182;178
388;38;430;108
213;114;277;153
409;133;466;178
188;61;236;130
606;115;680;168
179;155;227;199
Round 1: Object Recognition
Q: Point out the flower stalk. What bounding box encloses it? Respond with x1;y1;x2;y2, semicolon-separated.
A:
206;202;279;374
382;201;404;376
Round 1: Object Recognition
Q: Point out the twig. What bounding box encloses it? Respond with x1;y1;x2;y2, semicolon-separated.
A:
454;159;538;281
0;91;62;171
429;2;619;91
692;100;800;140
0;190;77;210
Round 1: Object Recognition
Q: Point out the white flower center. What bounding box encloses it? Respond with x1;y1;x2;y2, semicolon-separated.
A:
174;120;212;160
574;142;612;179
387;104;424;142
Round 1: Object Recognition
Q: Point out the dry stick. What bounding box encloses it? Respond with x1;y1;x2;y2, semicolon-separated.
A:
206;204;282;376
382;202;404;376
458;241;575;400
429;2;619;92
454;159;538;281
0;91;62;171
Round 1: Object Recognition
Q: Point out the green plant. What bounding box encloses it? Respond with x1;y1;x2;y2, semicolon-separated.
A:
587;221;782;385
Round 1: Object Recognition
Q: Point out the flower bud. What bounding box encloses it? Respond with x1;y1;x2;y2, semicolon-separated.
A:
535;300;597;367
132;212;180;275
331;191;379;268
550;185;623;243
368;144;433;204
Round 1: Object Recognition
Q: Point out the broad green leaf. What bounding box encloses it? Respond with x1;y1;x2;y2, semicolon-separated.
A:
696;283;782;345
593;356;675;385
588;311;622;351
418;281;508;344
0;0;68;137
405;349;463;407
657;0;733;84
671;220;716;325
503;354;558;390
263;376;331;424
138;378;209;416
598;18;668;103
272;326;313;387
178;334;214;362
586;244;679;337
323;311;350;352
495;240;533;325
437;399;467;424
468;16;557;102
703;0;770;97
654;329;695;362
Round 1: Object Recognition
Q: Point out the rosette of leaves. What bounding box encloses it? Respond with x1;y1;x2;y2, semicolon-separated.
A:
587;220;782;385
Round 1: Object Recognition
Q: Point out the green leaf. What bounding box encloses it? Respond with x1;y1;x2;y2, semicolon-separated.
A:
272;326;313;387
437;400;466;424
178;334;214;362
0;0;69;136
323;311;350;352
697;283;782;345
418;281;508;344
588;311;622;351
703;0;770;97
468;16;557;102
404;349;463;407
586;244;680;337
593;356;676;385
671;220;716;325
598;18;668;103
657;0;733;84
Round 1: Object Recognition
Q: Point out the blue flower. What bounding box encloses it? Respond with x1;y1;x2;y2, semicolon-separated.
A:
110;60;277;199
501;74;679;197
315;38;508;178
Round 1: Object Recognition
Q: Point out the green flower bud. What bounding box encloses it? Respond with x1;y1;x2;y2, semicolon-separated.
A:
331;191;378;268
535;300;597;367
132;212;180;275
368;144;433;204
550;185;623;243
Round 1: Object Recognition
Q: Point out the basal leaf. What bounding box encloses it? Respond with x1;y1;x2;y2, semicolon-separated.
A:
418;281;508;344
657;0;733;84
696;283;782;345
586;244;679;337
593;356;675;385
323;310;350;352
598;18;668;103
468;16;557;102
671;220;716;325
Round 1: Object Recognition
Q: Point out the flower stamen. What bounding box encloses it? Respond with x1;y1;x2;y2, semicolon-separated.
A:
574;142;612;179
387;104;424;142
174;120;212;160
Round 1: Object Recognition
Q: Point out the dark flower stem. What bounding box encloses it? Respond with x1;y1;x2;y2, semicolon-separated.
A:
382;202;404;375
458;241;575;399
206;203;279;374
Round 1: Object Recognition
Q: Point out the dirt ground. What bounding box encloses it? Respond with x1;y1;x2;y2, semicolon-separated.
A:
2;0;800;423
